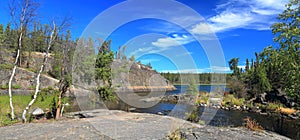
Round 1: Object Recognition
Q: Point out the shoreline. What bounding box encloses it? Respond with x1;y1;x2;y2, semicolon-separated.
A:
0;109;291;140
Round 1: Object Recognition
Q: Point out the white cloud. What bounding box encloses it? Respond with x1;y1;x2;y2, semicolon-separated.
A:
190;0;289;34
253;0;288;10
128;46;155;57
151;34;195;48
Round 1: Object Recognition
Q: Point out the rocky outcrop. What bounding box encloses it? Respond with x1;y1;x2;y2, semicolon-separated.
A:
171;126;290;140
0;67;59;90
0;109;291;139
112;60;176;92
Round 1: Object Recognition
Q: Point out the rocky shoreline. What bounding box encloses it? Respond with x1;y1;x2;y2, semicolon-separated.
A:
116;85;177;93
141;94;300;120
0;109;291;140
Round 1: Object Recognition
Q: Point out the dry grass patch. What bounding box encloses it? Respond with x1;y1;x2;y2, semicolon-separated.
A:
277;107;296;115
244;116;264;131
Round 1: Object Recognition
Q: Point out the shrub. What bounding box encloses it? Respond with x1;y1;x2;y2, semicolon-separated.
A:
266;103;281;111
232;98;245;106
244;116;264;131
186;108;199;123
167;129;184;140
222;94;245;106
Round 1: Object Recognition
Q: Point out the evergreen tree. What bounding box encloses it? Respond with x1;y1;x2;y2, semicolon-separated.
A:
95;40;116;101
0;24;5;46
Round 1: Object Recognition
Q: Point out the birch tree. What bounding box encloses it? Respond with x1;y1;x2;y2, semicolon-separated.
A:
22;18;70;123
8;0;39;120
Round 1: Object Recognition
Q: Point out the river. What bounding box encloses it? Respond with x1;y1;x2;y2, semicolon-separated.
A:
70;85;300;139
134;85;300;139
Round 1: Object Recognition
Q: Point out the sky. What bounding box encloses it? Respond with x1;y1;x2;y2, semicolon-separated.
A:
0;0;289;73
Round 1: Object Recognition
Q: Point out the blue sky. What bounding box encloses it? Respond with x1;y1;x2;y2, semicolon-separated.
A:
0;0;289;73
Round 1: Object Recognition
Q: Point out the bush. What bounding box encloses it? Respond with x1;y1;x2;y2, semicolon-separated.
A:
266;103;281;111
186;108;199;123
244;116;264;131
222;94;245;106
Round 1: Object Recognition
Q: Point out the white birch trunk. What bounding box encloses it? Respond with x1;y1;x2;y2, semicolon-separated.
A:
8;28;23;120
22;24;56;123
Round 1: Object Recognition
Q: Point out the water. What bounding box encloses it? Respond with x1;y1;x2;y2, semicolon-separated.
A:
133;85;300;139
69;85;299;139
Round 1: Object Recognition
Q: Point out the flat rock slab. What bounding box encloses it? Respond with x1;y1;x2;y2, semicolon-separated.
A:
0;109;290;140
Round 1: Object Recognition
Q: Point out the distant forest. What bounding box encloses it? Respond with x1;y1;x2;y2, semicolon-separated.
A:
160;72;229;85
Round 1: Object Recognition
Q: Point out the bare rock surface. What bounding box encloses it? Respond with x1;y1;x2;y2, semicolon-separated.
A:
0;109;291;140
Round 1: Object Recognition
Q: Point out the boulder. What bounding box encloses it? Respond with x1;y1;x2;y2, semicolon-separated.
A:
30;107;44;116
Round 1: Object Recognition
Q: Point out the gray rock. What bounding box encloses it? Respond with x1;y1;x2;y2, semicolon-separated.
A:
0;109;291;140
30;107;44;116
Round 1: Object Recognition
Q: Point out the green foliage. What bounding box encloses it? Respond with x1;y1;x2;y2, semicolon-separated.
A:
186;77;198;96
223;95;245;106
97;86;117;101
227;1;299;107
0;93;61;126
161;73;227;85
0;24;5;46
95;40;116;101
268;0;300;104
186;108;199;123
229;58;241;78
266;102;282;111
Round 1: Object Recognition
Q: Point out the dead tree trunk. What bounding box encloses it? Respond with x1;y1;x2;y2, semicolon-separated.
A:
22;23;56;123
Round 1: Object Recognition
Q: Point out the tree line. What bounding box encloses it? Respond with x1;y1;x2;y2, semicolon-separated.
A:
228;0;299;108
160;72;229;85
0;0;116;122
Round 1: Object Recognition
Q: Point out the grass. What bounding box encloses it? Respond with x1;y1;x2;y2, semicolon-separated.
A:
0;88;68;126
222;94;245;106
195;91;209;105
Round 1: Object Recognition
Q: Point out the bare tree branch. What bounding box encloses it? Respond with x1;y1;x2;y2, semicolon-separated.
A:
22;17;71;122
8;0;39;120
